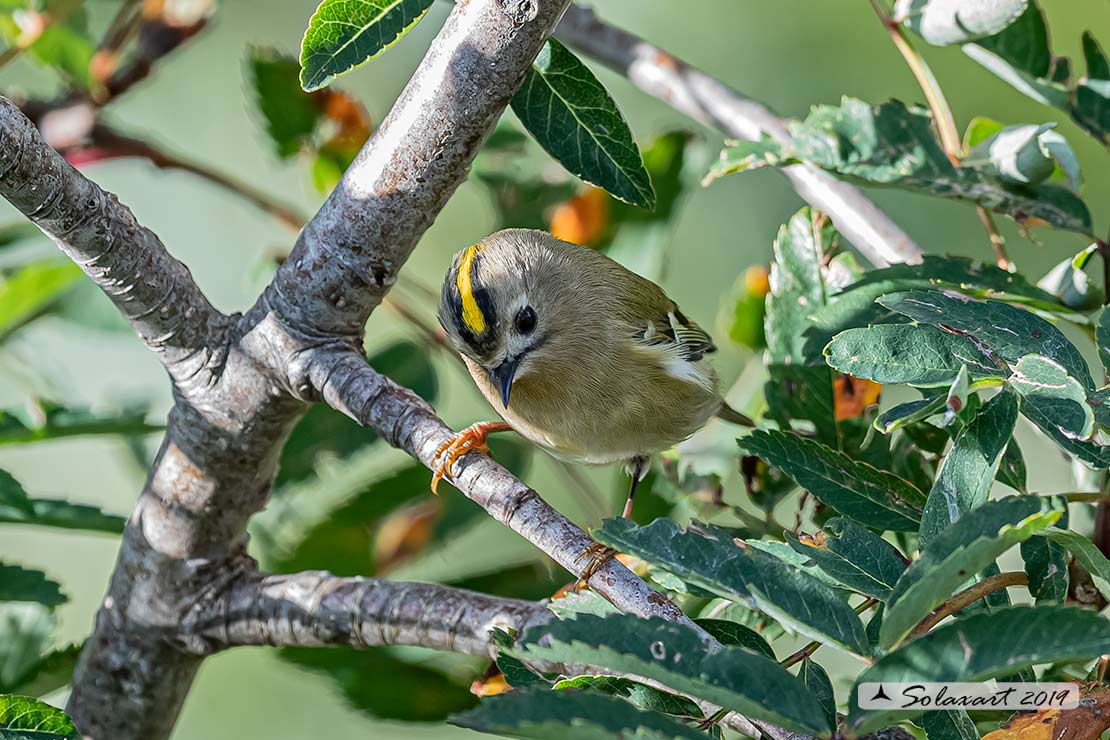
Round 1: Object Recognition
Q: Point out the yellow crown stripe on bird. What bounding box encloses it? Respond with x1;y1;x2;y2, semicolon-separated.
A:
456;243;487;335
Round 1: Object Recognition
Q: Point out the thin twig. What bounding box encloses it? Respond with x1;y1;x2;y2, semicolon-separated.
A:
869;0;1012;270
907;571;1028;640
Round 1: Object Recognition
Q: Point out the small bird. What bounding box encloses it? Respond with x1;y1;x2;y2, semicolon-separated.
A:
434;229;749;571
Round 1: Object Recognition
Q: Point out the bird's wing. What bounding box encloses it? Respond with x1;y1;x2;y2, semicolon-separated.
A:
637;304;717;362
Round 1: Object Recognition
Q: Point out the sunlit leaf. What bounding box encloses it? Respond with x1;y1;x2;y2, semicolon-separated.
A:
1008;355;1094;439
0;260;83;342
299;0;435;91
511;39;654;209
0;694;77;739
895;0;1029;46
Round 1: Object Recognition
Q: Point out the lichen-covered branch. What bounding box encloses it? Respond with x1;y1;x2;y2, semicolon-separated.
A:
0;96;227;389
555;4;924;268
311;350;696;627
187;570;548;656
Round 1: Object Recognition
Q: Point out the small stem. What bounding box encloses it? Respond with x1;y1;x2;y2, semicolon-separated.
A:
907;571;1028;640
869;0;1012;270
780;640;821;669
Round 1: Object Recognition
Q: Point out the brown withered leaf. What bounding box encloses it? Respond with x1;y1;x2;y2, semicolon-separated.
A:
983;685;1110;740
834;374;882;421
549;187;611;247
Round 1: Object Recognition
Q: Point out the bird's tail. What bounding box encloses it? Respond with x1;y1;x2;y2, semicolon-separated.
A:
716;401;755;427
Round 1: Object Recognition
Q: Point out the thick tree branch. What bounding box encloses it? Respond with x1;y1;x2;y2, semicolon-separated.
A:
0;96;227;389
555;4;924;268
188;570;548;656
312;350;697;627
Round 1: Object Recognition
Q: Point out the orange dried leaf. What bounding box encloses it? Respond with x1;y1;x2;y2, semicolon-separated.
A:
549;187;610;246
470;672;512;697
319;90;372;153
834;374;882;421
744;265;770;298
372;499;440;572
983;685;1110;740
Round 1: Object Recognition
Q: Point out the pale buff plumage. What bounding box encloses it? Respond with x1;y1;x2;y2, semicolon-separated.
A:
438;229;724;471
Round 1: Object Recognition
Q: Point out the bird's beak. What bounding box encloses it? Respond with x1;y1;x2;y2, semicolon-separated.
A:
490;358;519;408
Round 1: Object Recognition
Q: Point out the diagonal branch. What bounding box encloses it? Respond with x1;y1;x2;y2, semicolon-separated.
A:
309;350;697;627
554;4;923;268
0;96;227;388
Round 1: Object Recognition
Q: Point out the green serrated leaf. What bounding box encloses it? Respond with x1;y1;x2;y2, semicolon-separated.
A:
850;605;1110;732
738;429;925;531
0;468;126;534
0;261;82;342
799;659;837;733
249;47;325;158
918;710;980;740
788;518;908;601
299;0;435;91
0;694;77;739
880;290;1092;386
920;391;1018;544
692;619;774;659
595;518;868;655
896;0;1029;46
509;613;831;734
451;687;708;740
765;208;831;365
881;496;1065;648
825;324;1006;387
552;676;703;719
0;564;65;608
1008;354;1094;439
1041;527;1110;601
511;39;654;209
875;395;947;434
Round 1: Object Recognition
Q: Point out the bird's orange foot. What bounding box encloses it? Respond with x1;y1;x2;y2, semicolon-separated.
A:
430;421;512;493
578;540;619;587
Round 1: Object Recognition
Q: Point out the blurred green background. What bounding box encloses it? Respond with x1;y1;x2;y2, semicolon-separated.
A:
2;1;1109;737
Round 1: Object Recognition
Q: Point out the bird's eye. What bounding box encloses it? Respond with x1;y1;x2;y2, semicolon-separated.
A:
514;306;537;334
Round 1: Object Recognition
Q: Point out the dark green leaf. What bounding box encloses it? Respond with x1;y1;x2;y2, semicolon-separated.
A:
510;613;831;734
881;290;1092;386
281;646;475;721
965;3;1068;109
788;518;908;600
799;659;837;732
595;518;868;655
249;47;325;158
850;605;1110;732
764;365;838;447
0;403;161;446
0;694;77;739
1021;517;1069;603
451;687;708;740
1009;354;1093;439
0;565;65;608
918;710;980;740
875;395;946;434
299;0;436;91
1100;308;1110;376
919;391;1018;544
1021;395;1110;468
692;619;774;659
0;469;126;534
997;440;1027;492
552;675;703;719
738;430;925;531
1041;527;1110;601
825;324;1005;387
881;496;1065;648
511;39;654;208
0;261;82;342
